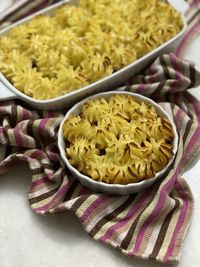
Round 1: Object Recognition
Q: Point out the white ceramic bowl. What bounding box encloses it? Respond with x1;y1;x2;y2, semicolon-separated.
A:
58;91;178;195
0;0;187;110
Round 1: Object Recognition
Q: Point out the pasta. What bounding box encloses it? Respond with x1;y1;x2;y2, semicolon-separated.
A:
63;94;174;184
0;0;183;100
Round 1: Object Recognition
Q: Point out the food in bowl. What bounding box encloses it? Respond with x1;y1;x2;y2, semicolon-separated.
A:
0;0;183;100
62;94;174;185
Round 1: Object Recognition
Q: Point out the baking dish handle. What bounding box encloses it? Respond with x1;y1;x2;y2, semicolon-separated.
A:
168;0;189;14
0;79;17;101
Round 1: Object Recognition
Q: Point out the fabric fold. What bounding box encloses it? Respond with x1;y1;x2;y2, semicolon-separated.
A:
0;54;200;263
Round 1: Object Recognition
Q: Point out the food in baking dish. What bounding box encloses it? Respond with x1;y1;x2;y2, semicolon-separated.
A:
0;0;183;100
62;94;174;184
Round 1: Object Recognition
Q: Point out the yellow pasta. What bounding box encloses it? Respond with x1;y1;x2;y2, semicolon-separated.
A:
63;94;174;184
0;0;183;100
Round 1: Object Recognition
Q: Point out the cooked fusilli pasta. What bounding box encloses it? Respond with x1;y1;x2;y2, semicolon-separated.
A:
63;94;174;184
0;0;183;100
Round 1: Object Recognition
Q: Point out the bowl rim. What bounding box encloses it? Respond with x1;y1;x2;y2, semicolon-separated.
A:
58;91;179;190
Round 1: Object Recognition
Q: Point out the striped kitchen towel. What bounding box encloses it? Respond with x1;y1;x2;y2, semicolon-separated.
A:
176;0;200;57
0;0;61;27
0;54;200;263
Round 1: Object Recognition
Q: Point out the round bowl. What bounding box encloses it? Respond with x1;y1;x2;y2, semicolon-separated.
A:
58;91;178;195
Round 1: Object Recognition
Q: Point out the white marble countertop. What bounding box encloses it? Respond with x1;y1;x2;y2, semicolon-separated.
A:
0;6;200;266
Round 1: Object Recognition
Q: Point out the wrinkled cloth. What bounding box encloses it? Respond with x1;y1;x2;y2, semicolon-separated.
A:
1;54;200;263
0;0;60;27
176;0;200;57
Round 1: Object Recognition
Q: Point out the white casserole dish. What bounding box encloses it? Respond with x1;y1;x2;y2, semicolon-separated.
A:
58;91;178;195
0;0;188;110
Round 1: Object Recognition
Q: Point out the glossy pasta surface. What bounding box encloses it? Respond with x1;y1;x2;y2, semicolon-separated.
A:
0;0;183;100
63;95;174;184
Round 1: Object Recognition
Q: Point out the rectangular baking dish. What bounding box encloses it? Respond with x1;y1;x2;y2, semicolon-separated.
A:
0;0;188;110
